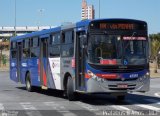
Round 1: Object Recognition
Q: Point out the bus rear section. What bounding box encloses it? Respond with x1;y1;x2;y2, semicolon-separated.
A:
75;19;150;100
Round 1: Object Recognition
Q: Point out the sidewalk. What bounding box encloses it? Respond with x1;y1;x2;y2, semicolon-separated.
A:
150;68;160;78
0;62;9;72
0;67;9;72
150;72;160;78
0;65;9;72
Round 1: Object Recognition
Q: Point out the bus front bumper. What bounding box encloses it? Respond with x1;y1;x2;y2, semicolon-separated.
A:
86;76;150;94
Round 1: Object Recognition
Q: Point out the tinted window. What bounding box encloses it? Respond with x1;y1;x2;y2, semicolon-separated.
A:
61;30;74;57
11;50;17;58
51;34;60;45
49;33;61;57
31;48;40;57
49;45;60;57
31;37;39;47
65;31;73;43
61;33;65;43
23;49;30;58
23;39;30;58
61;44;74;57
23;39;30;48
11;42;17;49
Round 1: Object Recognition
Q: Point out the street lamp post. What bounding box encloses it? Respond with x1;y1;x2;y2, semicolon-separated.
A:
37;9;45;27
14;0;17;36
99;0;101;18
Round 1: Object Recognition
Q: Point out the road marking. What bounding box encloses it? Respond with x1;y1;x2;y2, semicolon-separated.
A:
20;102;43;116
76;101;143;116
111;105;131;111
145;99;160;104
155;92;160;97
25;111;43;116
127;100;160;112
44;102;77;116
0;103;4;110
75;101;105;116
20;102;36;110
75;102;99;111
137;104;160;112
111;105;141;114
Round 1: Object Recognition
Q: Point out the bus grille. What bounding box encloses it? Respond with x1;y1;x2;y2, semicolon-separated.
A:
106;78;138;81
108;84;136;90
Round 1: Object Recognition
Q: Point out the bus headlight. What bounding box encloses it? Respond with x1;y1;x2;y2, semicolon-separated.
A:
146;72;150;76
87;70;105;82
87;70;96;79
139;72;149;82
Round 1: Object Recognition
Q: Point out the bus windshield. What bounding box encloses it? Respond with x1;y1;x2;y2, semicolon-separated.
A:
88;35;121;65
123;37;147;65
88;35;147;65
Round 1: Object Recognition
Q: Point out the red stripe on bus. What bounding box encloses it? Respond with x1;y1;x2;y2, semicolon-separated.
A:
96;74;117;79
38;59;47;86
85;73;117;79
85;74;91;79
43;68;47;86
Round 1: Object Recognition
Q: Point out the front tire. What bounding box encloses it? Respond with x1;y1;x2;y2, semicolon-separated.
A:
67;76;75;101
26;73;34;92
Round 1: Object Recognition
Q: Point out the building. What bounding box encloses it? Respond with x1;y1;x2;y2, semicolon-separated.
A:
81;0;95;20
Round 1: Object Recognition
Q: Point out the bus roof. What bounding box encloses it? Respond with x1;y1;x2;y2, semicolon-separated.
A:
10;18;147;42
10;19;92;42
10;26;61;41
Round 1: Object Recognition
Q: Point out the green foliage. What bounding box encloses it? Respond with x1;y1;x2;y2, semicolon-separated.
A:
149;33;160;70
149;33;160;59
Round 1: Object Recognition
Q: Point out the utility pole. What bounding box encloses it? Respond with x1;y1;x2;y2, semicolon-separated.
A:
0;39;3;67
99;0;101;18
14;0;17;36
37;9;45;27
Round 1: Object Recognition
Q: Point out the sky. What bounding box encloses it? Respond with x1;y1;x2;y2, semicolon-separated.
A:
0;0;159;34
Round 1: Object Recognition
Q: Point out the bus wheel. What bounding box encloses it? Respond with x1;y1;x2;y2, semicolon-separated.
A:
67;76;75;101
117;95;125;101
26;73;33;92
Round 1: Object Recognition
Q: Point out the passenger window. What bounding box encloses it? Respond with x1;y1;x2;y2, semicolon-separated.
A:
23;39;30;58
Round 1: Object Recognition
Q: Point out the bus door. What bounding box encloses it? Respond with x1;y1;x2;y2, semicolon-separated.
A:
17;42;22;82
40;35;49;89
75;31;86;90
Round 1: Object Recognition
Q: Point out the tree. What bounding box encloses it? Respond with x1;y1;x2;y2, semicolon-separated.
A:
149;33;160;72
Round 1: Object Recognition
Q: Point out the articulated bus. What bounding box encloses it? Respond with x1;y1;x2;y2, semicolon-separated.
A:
10;19;150;101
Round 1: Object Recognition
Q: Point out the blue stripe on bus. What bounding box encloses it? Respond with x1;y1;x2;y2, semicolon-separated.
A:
85;63;148;79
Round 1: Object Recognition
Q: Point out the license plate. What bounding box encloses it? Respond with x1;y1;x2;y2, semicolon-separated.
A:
117;84;128;88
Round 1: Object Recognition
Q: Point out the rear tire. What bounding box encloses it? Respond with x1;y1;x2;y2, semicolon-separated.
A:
67;76;75;101
26;73;34;92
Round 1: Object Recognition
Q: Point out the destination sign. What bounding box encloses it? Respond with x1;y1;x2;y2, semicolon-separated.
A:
123;37;146;40
99;23;135;30
90;21;147;30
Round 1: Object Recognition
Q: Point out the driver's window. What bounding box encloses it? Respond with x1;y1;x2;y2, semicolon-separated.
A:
95;47;102;58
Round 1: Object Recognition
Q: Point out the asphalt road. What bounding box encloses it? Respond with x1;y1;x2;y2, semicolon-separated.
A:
0;71;160;116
